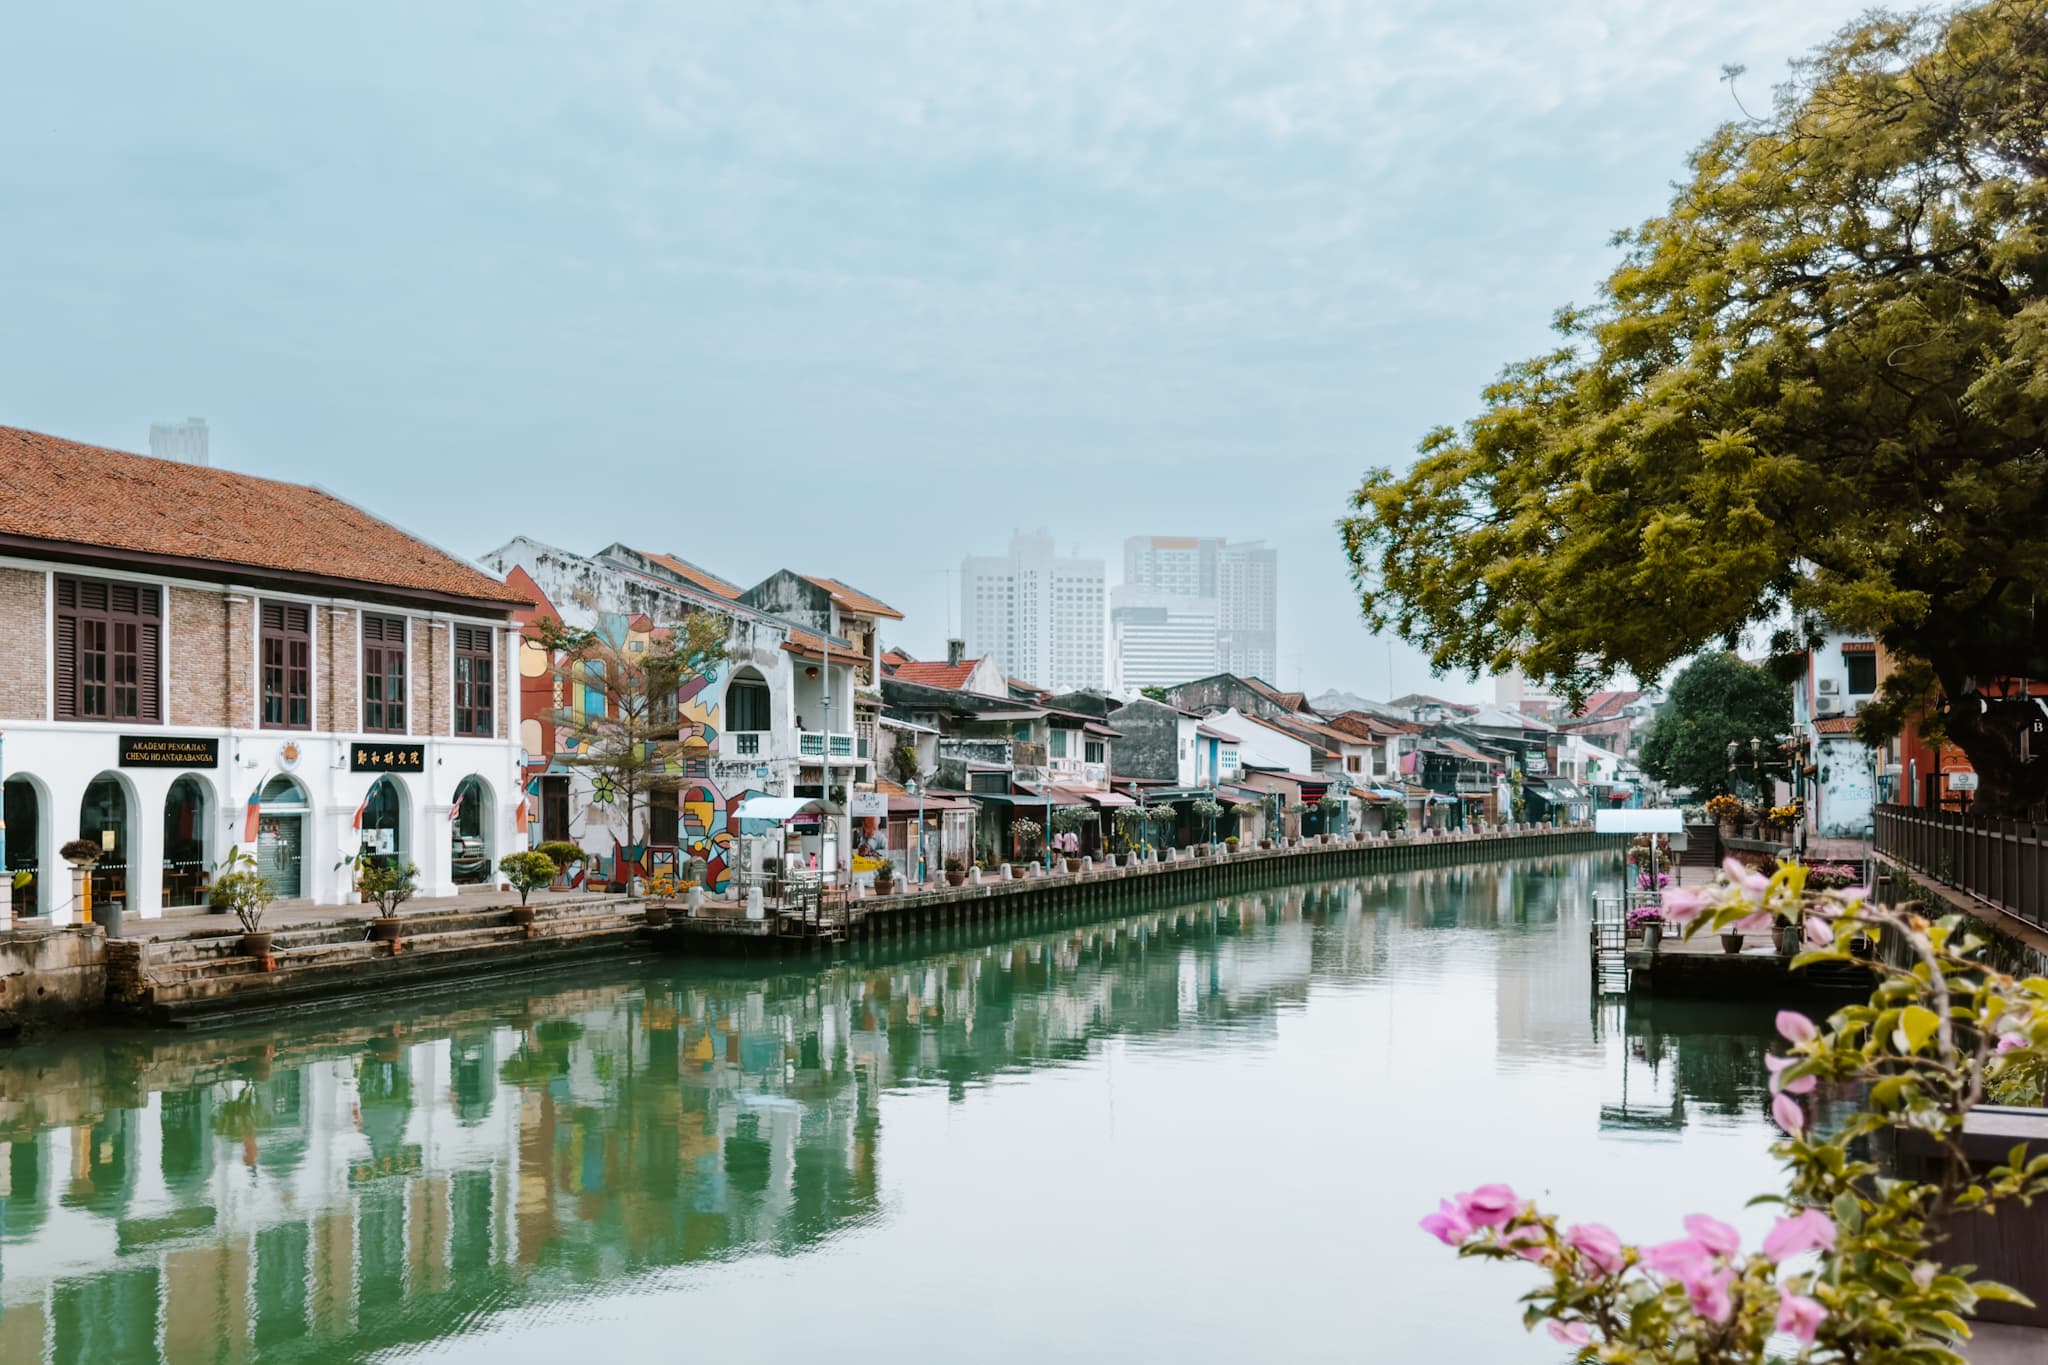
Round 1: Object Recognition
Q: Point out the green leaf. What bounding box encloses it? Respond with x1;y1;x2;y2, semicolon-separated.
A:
1972;1280;2036;1306
1899;1005;1940;1054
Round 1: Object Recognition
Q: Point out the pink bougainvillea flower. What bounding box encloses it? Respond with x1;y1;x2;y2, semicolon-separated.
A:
1546;1320;1594;1348
1421;1199;1473;1246
1565;1222;1626;1277
1805;915;1831;948
1659;887;1706;924
1772;1092;1806;1133
1684;1214;1740;1258
1776;1292;1826;1344
1776;1010;1817;1045
1733;909;1773;933
1687;1267;1735;1323
1765;1054;1817;1095
1456;1184;1520;1228
1503;1225;1551;1264
1998;1034;2024;1053
1643;1237;1710;1278
1762;1208;1836;1261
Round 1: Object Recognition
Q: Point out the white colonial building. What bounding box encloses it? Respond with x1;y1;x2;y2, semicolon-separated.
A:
0;427;532;926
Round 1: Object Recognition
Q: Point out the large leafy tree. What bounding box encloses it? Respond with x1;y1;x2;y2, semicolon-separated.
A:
1341;1;2048;814
1637;652;1792;799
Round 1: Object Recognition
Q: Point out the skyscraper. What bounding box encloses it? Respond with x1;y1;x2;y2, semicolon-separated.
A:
148;418;209;466
1109;587;1220;691
961;530;1105;691
1120;536;1277;685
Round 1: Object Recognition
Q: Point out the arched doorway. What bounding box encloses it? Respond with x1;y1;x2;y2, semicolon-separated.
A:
162;775;213;908
4;775;43;916
725;667;772;748
451;776;490;883
79;774;131;916
360;776;406;868
257;775;310;899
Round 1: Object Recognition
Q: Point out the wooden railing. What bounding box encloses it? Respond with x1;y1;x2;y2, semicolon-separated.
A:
1872;803;2048;928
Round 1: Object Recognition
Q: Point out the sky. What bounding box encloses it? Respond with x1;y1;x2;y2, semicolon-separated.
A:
1;0;1869;702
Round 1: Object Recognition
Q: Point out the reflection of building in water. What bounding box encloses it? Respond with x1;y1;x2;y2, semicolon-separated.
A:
1493;856;1604;1062
0;883;1354;1362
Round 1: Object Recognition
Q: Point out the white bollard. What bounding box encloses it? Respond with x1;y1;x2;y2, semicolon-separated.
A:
998;863;1013;881
686;886;706;916
745;886;764;920
1081;856;1094;874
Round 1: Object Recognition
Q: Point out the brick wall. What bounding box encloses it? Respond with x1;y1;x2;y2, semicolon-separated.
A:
168;588;227;727
224;596;255;728
427;623;451;737
322;606;358;734
0;568;45;720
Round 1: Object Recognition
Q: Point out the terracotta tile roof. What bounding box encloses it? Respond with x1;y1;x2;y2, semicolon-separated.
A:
1571;689;1644;721
881;648;913;671
0;425;529;606
1244;678;1309;712
893;659;983;689
1813;715;1861;735
781;626;859;662
641;550;744;600
803;574;903;620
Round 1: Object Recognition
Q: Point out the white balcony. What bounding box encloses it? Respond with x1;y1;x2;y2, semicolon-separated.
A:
797;731;857;760
722;731;772;758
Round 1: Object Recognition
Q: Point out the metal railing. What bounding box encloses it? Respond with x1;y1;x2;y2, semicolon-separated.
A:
796;732;856;759
1872;803;2048;928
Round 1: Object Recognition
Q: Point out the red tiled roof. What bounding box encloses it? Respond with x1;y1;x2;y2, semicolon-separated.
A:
881;648;913;671
893;659;983;689
803;575;903;620
1813;716;1861;734
0;426;529;606
640;550;744;600
1841;641;1877;655
1572;689;1644;721
1244;678;1309;712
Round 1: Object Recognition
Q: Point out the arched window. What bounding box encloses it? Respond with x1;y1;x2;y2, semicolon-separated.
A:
451;776;491;883
360;776;406;867
162;776;212;908
4;776;43;916
79;774;131;915
727;667;772;745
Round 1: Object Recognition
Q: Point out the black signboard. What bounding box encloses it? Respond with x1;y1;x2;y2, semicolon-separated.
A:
351;742;427;773
119;735;220;769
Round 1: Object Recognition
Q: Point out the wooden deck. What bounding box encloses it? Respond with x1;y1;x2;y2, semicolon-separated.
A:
1620;927;1875;999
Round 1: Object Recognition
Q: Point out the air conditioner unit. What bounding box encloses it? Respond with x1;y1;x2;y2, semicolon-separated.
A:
1817;679;1839;695
1816;697;1842;715
1848;700;1865;716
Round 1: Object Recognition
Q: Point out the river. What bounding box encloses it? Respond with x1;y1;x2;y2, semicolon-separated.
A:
0;853;1789;1363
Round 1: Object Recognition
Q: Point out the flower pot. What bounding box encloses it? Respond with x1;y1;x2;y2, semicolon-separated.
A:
238;930;274;959
1717;819;1736;840
1643;922;1664;953
945;870;966;888
1260;839;1274;850
369;916;404;943
1065;857;1082;873
1719;932;1745;955
873;879;895;897
1773;923;1801;957
643;902;671;928
1193;844;1210;858
511;905;536;928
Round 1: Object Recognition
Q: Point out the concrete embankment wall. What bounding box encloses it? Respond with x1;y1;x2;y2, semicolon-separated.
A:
3;828;1612;1033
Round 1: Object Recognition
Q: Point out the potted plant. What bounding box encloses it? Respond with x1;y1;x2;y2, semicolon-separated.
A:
535;841;588;890
873;861;895;895
209;848;278;962
1224;835;1240;853
1719;928;1746;954
1704;793;1745;838
498;851;556;929
352;857;419;945
1011;817;1043;865
1628;906;1664;952
943;856;967;888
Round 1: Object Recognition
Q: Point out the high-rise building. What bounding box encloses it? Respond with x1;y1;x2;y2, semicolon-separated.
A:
1120;536;1277;685
148;418;209;466
961;530;1105;691
1109;587;1220;692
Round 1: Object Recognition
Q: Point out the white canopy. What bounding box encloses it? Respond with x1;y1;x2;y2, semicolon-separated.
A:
1595;808;1684;834
733;796;836;823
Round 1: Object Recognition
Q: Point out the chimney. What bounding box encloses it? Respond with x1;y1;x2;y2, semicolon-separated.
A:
946;638;965;667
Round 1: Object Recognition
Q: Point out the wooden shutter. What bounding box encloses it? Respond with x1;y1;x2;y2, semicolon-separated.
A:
53;613;77;719
138;616;162;722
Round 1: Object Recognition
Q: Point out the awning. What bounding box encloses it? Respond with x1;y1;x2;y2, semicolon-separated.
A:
1219;785;1267;804
733;796;835;822
1082;789;1137;808
1594;808;1684;834
1196;724;1240;741
1014;782;1091;808
885;792;975;814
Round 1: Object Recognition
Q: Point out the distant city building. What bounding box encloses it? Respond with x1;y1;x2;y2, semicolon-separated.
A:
1119;536;1277;685
148;417;209;465
961;529;1105;692
1109;587;1219;691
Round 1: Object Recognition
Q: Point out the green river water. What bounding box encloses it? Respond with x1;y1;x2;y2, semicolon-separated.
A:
0;854;1790;1363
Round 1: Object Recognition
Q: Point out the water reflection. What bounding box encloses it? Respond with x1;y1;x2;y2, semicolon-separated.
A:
0;854;1783;1363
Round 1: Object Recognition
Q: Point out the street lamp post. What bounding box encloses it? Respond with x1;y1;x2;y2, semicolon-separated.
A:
907;777;925;884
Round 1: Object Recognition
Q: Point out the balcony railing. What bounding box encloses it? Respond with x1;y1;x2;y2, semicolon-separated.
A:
723;731;768;758
797;732;856;760
1873;803;2047;927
